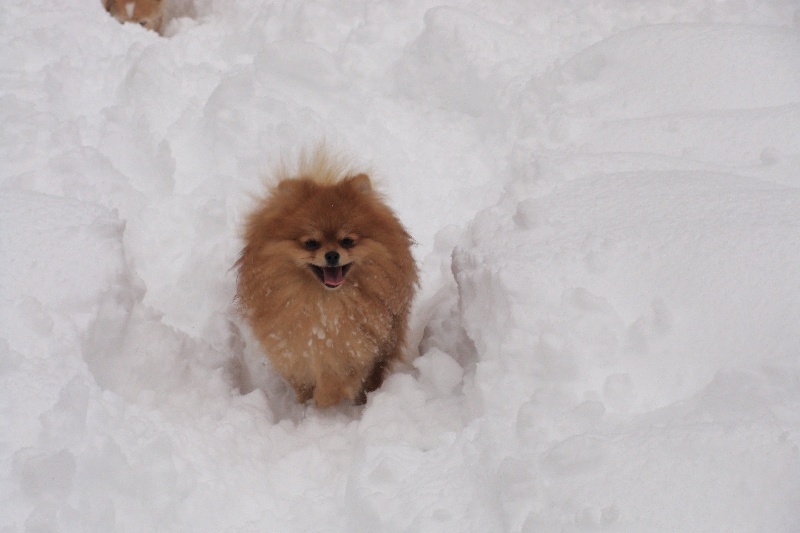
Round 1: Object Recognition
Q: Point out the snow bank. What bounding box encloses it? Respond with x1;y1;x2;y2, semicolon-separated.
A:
2;0;799;532
449;170;800;528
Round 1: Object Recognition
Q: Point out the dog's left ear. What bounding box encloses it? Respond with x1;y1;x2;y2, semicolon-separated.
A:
349;173;372;193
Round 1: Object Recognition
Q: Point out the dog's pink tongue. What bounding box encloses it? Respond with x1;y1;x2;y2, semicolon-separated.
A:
323;266;344;287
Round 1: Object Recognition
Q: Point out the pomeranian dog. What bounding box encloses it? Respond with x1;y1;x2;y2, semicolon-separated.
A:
235;150;418;407
104;0;164;33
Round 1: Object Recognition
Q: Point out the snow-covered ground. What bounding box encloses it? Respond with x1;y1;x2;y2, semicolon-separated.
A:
2;0;800;531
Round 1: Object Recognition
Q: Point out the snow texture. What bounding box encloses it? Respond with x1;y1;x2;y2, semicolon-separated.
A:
2;0;800;532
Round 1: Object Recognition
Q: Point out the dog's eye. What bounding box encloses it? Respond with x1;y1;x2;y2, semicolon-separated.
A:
340;237;355;249
303;239;321;251
139;21;148;26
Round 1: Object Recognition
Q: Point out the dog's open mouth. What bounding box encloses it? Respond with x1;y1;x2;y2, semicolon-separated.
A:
309;264;352;289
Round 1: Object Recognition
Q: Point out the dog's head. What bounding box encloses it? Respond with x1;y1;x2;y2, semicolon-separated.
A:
241;173;412;292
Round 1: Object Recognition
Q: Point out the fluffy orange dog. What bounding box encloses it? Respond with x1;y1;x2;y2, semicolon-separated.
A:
104;0;164;33
236;151;418;407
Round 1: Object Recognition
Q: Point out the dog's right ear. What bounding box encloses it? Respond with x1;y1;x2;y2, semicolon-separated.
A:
349;173;372;193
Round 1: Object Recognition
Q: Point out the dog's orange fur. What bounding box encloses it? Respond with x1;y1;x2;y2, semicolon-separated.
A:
236;151;418;407
104;0;164;33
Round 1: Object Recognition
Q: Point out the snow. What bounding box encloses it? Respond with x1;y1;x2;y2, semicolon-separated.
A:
2;0;800;531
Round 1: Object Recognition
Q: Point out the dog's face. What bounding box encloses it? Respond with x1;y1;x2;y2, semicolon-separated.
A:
298;231;359;289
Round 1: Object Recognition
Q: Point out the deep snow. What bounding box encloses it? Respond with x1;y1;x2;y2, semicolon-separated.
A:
2;0;800;532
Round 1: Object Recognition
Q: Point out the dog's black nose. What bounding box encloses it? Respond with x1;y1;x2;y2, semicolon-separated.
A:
325;251;340;265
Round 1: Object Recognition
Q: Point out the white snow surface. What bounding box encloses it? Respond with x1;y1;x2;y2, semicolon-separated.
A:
2;1;800;531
